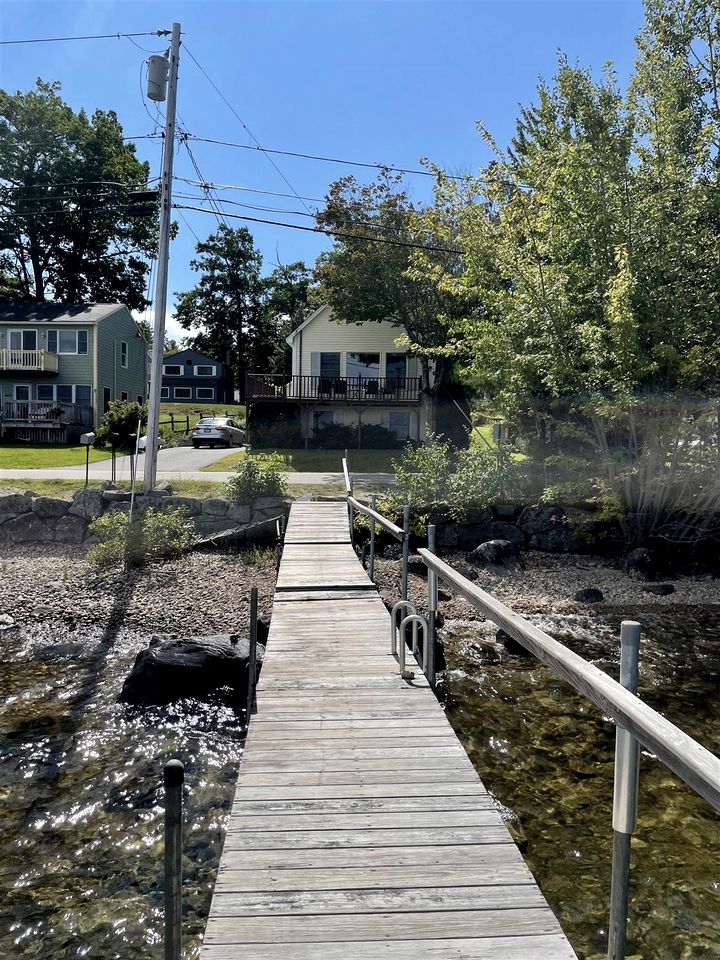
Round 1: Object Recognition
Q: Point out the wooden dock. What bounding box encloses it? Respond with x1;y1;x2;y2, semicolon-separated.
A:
200;501;578;959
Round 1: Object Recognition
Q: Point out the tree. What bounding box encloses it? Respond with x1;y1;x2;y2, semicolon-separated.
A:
260;261;312;374
0;80;157;308
314;171;469;402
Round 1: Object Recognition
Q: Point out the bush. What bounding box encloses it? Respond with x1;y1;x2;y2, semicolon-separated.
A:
95;400;147;449
87;506;194;567
226;454;287;501
312;422;357;449
249;412;302;448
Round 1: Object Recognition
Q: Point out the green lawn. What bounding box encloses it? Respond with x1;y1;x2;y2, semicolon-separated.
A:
160;402;246;426
202;448;398;474
0;478;357;500
0;443;113;469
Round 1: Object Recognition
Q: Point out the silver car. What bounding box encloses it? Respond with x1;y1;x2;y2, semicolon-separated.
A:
191;416;245;449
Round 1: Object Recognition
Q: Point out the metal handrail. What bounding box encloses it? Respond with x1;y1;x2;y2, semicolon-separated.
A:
398;613;429;680
347;495;404;539
390;601;416;656
417;546;720;812
342;455;351;496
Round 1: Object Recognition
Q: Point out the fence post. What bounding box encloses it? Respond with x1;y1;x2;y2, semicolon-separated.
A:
247;587;258;718
164;759;184;960
401;504;410;602
170;412;174;432
426;524;437;689
369;493;377;582
607;620;641;960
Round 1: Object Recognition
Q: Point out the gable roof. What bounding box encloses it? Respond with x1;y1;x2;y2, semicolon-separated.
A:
0;303;130;325
285;304;331;346
162;347;226;367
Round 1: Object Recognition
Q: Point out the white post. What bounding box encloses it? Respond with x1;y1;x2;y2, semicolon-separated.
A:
144;21;181;492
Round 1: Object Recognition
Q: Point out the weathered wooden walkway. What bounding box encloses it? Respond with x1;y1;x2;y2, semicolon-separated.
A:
201;501;578;959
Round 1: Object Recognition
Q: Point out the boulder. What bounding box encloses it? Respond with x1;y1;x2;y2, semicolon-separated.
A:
31;496;70;519
0;613;16;631
497;628;533;657
383;543;403;560
227;503;251;525
467;539;523;573
3;512;55;543
624;548;657;579
516;505;583;553
163;496;202;517
573;587;605;603
434;523;459;547
54;514;89;545
153;481;174;495
69;488;107;520
0;490;32;520
202;498;230;517
462;520;525;551
643;583;675;596
120;634;265;706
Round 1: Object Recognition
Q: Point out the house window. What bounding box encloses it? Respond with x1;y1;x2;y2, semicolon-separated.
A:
47;330;88;354
75;385;92;407
163;364;183;376
121;392;128;402
160;387;170;399
194;365;215;377
137;395;143;405
37;384;55;402
103;387;111;413
386;352;407;381
346;352;380;379
14;385;30;402
9;329;37;350
57;385;73;405
320;353;341;378
196;387;215;400
120;341;128;368
388;411;412;439
174;387;192;399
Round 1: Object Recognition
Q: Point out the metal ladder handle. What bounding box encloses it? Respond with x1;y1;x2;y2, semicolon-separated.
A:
398;614;429;680
390;601;416;656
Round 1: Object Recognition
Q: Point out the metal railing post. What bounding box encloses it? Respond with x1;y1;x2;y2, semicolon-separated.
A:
369;493;377;582
608;620;641;960
401;504;410;602
349;477;355;546
247;587;258;718
427;524;437;689
164;759;184;960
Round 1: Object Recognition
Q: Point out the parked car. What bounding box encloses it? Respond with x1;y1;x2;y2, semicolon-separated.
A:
191;417;245;449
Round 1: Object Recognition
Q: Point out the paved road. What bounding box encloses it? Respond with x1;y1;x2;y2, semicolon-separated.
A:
0;446;395;486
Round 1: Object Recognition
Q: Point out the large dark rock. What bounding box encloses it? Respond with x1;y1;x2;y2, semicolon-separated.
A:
383;543;403;560
624;548;657;579
69;488;107;520
643;582;675;596
516;506;580;553
497;628;533;657
3;512;55;543
0;490;32;520
32;496;70;519
461;520;525;551
467;539;523;573
573;587;605;603
120;634;264;705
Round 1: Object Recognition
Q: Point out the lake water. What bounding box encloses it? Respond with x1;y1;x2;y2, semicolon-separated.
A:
442;608;720;960
1;607;718;959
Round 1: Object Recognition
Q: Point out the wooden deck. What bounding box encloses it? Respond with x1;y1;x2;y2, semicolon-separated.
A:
200;501;578;959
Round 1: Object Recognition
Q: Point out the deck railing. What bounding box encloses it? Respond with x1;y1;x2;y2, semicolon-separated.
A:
341;454;720;960
0;348;59;373
4;401;93;426
247;373;422;402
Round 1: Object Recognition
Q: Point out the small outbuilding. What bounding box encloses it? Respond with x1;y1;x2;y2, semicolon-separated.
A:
161;349;232;404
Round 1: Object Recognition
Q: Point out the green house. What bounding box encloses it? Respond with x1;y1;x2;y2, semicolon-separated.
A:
0;303;148;443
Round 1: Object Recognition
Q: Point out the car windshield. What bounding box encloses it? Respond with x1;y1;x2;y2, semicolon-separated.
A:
196;418;227;426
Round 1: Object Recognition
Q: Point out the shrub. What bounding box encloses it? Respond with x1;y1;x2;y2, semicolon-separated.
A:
312;422;357;449
226;454;287;501
95;400;147;449
87;506;194;567
249;412;302;448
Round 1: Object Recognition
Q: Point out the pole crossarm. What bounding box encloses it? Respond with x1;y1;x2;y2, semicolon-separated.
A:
417;547;720;811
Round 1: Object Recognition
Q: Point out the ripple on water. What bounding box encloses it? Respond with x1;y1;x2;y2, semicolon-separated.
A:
442;610;720;960
0;622;244;959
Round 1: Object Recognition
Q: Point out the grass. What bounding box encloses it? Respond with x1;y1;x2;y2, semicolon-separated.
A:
0;442;113;469
201;448;398;474
0;478;377;500
160;401;246;426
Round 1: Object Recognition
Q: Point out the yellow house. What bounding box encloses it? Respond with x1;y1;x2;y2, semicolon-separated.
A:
246;304;432;447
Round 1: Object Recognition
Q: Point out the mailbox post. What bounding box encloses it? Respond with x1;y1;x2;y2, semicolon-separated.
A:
79;432;96;488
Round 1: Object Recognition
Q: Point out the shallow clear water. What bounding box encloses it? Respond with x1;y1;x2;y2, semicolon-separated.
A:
442;609;720;960
0;621;243;959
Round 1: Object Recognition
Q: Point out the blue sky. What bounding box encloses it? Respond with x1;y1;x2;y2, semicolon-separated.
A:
1;0;646;338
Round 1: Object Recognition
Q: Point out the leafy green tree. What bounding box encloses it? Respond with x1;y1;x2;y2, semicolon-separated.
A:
314;171;469;403
261;261;312;374
0;80;156;308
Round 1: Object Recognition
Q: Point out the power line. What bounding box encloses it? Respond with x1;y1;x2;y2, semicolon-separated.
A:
0;30;172;45
173;175;324;205
182;44;314;216
173;203;463;255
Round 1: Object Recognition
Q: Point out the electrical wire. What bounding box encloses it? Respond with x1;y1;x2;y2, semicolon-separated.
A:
182;44;315;216
173;175;324;205
0;31;172;45
173;203;463;255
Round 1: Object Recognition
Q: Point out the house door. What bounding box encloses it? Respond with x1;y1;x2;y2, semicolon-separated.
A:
13;384;30;420
9;330;37;351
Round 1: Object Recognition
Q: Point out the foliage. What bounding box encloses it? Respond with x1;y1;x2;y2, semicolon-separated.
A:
248;411;303;448
95;400;147;448
174;227;312;397
87;506;194;568
312;422;357;450
0;80;156;307
226;454;287;501
314;171;472;402
408;2;720;544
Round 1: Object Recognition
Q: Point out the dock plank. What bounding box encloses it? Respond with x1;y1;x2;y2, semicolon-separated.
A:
200;501;578;960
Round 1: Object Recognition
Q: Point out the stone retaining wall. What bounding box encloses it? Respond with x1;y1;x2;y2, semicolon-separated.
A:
0;488;291;546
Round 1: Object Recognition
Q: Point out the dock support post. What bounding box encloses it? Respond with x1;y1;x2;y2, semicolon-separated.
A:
164;759;184;960
247;587;258;718
426;524;437;689
369;493;377;582
401;504;410;602
607;620;641;960
348;477;355;546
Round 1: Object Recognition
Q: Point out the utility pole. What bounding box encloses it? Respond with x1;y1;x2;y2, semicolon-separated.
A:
144;21;181;492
